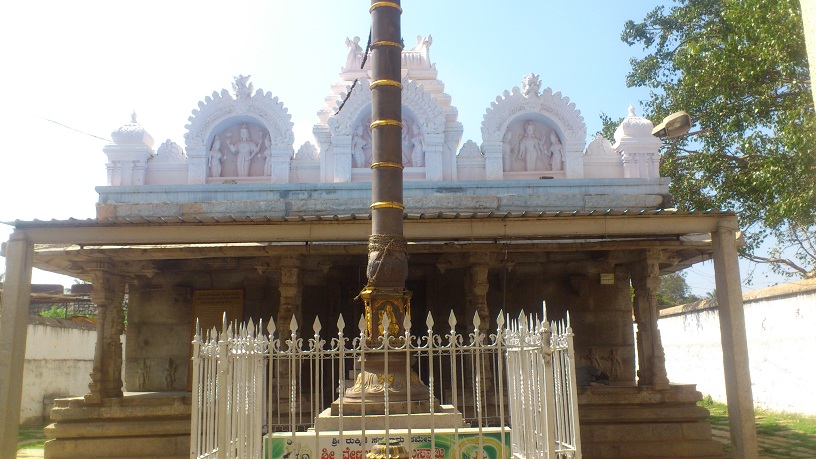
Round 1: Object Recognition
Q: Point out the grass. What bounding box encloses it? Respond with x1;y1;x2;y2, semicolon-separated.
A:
700;395;816;457
17;424;47;450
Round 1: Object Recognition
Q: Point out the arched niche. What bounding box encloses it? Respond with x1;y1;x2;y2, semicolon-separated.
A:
481;78;587;180
325;77;448;182
184;85;295;184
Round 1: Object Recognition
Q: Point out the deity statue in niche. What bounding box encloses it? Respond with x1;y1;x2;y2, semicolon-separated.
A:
263;137;274;176
136;359;150;390
549;132;564;171
164;358;177;390
410;123;424;167
208;136;224;178
516;121;548;171
352;124;368;168
226;124;263;177
502;130;515;172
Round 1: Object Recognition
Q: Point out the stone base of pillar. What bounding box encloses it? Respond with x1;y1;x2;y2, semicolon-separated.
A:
316;405;466;431
578;384;726;458
335;353;434;415
44;392;191;459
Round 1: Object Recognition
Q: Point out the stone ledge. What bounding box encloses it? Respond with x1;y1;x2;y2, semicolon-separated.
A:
49;392;191;422
44;435;188;459
45;418;189;438
578;384;703;405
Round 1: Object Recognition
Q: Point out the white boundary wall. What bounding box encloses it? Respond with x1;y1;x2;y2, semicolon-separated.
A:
21;319;96;424
660;279;816;415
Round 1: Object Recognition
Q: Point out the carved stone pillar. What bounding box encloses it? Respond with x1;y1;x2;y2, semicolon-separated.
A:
621;151;637;178
630;250;669;389
276;257;302;344
85;264;126;404
466;253;491;334
465;252;493;394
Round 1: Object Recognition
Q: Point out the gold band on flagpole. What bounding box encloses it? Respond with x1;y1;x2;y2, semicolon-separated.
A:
369;2;401;13
370;161;404;170
370;79;403;90
370;119;403;129
371;40;403;49
370;201;405;210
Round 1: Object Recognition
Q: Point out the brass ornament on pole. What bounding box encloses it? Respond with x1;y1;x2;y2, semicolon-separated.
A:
367;439;409;459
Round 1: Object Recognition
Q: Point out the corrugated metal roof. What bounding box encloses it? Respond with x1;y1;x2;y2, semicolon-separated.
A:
7;209;734;229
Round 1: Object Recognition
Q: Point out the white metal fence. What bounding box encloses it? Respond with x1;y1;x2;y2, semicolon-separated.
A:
190;306;581;459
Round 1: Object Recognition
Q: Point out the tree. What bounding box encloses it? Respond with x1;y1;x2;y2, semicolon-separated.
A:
597;112;623;142
621;0;816;278
658;271;702;306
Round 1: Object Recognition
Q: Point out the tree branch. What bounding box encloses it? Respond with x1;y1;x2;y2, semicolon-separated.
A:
745;254;812;277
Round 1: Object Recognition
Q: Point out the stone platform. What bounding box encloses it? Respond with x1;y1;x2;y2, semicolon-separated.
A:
577;384;726;458
314;405;466;431
43;392;191;459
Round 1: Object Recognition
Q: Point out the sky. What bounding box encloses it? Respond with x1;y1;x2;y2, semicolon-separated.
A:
0;0;790;295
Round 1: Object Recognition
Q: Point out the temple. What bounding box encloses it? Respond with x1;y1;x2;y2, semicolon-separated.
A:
0;34;756;458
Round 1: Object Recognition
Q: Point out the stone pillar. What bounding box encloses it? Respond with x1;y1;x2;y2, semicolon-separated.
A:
630;249;669;389
465;253;491;335
332;136;353;183
424;134;445;181
269;145;293;183
712;222;759;458
465;252;493;392
276;257;302;344
85;264;126;404
0;233;33;459
563;140;585;178
481;142;504;180
621;151;637;178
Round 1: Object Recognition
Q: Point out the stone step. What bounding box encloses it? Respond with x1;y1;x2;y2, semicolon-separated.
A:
581;421;713;443
579;403;711;424
45;418;189;438
44;435;188;458
582;439;726;458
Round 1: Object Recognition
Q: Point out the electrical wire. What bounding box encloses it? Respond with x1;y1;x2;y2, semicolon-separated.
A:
39;115;111;142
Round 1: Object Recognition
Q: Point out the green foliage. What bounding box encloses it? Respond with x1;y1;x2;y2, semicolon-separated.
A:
38;304;95;319
597;112;624;142
622;0;816;278
658;271;701;306
38;305;70;319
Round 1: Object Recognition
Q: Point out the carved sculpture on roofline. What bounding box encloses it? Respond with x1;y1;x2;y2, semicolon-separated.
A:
521;73;541;98
613;105;663;179
343;36;364;72
104;38;671;187
322;76;449;182
185;75;295;184
232;74;253;99
103;113;155;186
481;74;587;180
